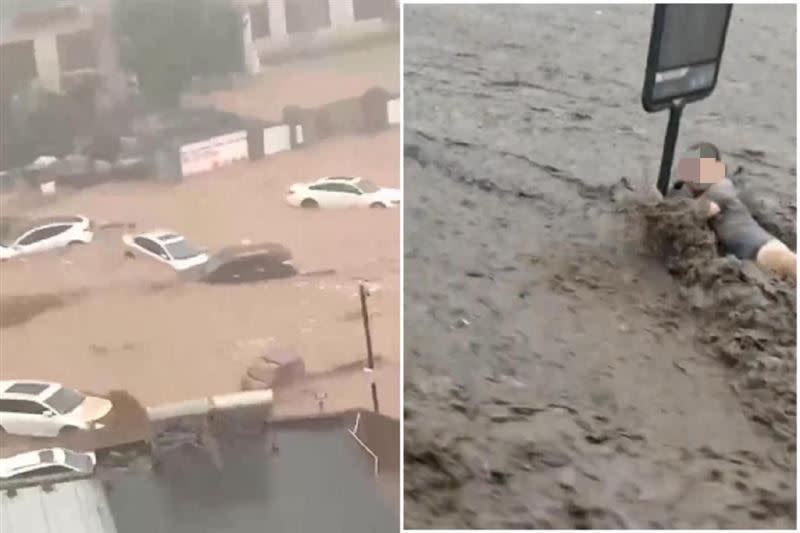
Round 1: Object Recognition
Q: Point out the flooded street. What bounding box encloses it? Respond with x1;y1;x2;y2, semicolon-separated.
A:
403;4;795;529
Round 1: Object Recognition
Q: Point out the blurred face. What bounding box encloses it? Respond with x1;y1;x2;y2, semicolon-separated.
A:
677;157;725;195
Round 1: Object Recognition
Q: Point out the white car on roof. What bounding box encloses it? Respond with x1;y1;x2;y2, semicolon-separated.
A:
0;380;113;437
122;230;210;271
286;176;401;209
0;215;94;260
0;448;96;479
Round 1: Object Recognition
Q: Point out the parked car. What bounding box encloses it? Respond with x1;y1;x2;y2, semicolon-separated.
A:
0;448;96;480
0;380;113;437
0;215;94;261
122;230;209;271
286;176;401;209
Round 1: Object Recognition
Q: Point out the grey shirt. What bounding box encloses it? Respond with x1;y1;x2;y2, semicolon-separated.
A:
701;179;773;259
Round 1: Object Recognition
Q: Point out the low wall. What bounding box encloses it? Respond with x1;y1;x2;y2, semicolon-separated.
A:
173;87;400;178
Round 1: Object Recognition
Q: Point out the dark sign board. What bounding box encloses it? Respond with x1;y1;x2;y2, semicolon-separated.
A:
642;4;733;112
642;4;733;195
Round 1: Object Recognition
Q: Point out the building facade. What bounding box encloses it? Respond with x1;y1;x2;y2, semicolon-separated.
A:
238;0;399;73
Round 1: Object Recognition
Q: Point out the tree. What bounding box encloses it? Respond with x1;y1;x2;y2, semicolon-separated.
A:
113;0;244;108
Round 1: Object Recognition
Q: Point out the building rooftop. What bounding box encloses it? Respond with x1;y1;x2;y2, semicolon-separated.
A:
1;478;117;533
1;406;399;532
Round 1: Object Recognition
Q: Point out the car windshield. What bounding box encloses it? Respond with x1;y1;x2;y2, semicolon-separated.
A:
164;239;203;260
37;450;56;463
63;450;94;473
357;179;380;193
44;387;85;414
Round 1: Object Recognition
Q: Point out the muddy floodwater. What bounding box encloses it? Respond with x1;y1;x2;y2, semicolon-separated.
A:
403;4;796;529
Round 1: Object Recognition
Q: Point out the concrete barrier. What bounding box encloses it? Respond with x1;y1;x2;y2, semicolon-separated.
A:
146;389;273;421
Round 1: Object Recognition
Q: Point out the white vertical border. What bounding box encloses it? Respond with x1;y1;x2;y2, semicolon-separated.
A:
398;0;405;530
399;2;800;533
795;1;799;527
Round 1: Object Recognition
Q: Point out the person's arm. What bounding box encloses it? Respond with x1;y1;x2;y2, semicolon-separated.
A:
694;192;721;219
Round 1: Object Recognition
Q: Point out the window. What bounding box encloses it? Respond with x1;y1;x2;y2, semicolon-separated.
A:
249;3;270;39
18;225;70;246
44;387;85;414
14;465;71;479
284;0;331;34
0;399;48;414
337;184;362;195
135;237;167;258
5;383;49;395
56;30;96;72
352;0;397;21
0;40;38;94
310;183;359;194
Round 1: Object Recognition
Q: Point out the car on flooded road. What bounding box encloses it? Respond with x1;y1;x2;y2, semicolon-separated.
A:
286;176;401;209
0;380;113;437
0;448;96;479
0;215;94;261
122;230;210;271
200;243;297;284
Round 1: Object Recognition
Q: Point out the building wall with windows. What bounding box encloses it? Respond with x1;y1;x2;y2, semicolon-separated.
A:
0;6;95;95
238;0;399;71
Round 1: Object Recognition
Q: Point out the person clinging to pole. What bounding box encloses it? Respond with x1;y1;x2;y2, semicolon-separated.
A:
673;142;796;279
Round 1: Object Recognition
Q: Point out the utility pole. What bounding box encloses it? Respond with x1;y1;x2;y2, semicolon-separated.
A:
359;282;379;414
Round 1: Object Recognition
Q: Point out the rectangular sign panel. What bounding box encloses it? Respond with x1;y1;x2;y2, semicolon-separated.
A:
642;4;733;112
263;125;291;156
179;130;248;176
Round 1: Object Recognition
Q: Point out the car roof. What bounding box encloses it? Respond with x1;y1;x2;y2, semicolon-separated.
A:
0;448;66;471
0;380;60;399
316;176;361;184
137;230;184;243
0;216;85;245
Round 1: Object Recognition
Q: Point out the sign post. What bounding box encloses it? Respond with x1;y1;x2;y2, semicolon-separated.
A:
641;4;733;195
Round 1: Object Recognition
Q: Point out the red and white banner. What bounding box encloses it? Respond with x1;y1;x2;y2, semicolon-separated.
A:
179;130;248;176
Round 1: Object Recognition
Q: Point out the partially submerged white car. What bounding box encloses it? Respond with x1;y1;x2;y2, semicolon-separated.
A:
0;448;96;480
0;215;94;261
286;176;401;209
0;380;113;437
122;230;210;271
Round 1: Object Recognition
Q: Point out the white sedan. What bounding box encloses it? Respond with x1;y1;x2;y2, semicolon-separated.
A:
0;448;96;479
0;380;113;437
0;215;94;260
286;176;401;209
122;230;210;271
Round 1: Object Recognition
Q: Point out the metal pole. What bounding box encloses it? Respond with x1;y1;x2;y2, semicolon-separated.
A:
359;283;379;414
656;101;684;196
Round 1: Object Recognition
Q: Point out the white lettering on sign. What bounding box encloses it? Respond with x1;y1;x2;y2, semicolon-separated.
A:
179;130;248;176
655;67;689;83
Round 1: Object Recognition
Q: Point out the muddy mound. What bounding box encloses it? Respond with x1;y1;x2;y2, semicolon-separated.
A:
640;198;796;443
0;291;85;328
406;375;795;529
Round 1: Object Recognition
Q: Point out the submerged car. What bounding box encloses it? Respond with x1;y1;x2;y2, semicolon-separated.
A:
0;448;96;479
122;230;209;271
200;243;296;284
286;176;401;209
0;380;113;437
0;215;94;260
